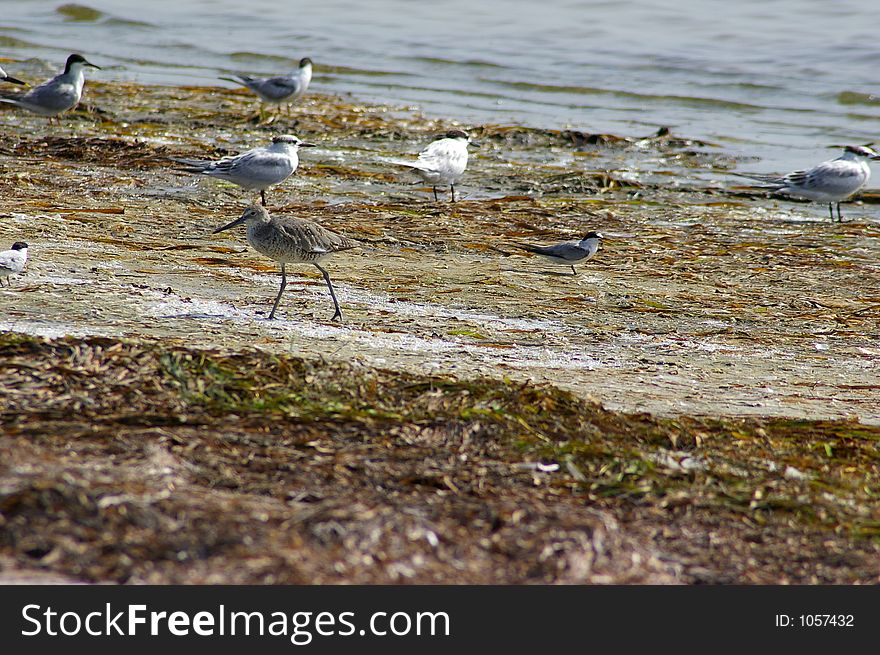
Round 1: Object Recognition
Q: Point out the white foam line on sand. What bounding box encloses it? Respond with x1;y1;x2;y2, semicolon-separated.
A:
0;320;113;340
140;289;611;371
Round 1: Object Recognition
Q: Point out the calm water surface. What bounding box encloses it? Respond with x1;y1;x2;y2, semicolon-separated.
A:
2;0;879;173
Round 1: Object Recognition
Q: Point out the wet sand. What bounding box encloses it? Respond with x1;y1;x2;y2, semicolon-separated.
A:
1;82;879;583
3;81;879;423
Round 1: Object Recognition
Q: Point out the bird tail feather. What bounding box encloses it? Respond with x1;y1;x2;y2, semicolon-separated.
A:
512;243;545;255
219;75;247;86
168;156;209;172
387;159;426;170
729;171;784;186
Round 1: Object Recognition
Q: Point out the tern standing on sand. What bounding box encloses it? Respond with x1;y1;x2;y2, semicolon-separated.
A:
220;57;313;119
0;54;100;119
171;134;315;206
213;205;356;321
513;232;603;275
731;145;880;222
394;129;479;202
0;242;28;287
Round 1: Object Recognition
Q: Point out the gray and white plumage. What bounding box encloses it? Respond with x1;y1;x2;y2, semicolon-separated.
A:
0;241;29;286
393;129;479;202
171;134;316;206
513;231;603;275
213;205;357;321
0;54;99;117
220;57;313;105
0;65;25;86
731;145;880;222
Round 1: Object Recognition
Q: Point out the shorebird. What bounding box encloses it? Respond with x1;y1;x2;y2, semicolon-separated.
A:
393;129;479;202
0;242;29;287
731;145;880;222
212;205;356;321
171;134;315;206
0;65;25;86
0;54;100;119
220;57;313;121
513;232;603;275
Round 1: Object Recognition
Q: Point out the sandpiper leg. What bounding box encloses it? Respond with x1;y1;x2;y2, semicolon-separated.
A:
450;185;456;202
432;186;439;202
315;263;343;322
260;189;267;207
268;264;287;320
571;265;577;275
836;203;843;222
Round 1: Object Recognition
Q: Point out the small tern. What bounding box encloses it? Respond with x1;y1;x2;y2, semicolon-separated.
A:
213;205;356;321
0;65;25;86
731;145;880;222
394;129;479;202
0;54;100;119
220;57;313;120
513;232;603;275
0;242;29;287
171;134;315;206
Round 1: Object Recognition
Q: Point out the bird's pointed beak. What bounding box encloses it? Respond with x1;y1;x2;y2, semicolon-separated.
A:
212;214;248;234
85;60;101;70
3;75;26;86
298;142;317;148
469;140;481;148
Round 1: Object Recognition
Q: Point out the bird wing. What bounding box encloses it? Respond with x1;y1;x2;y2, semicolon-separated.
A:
785;159;867;193
17;77;78;112
204;150;252;175
414;139;460;172
214;149;295;183
275;219;357;254
249;75;304;101
514;242;586;261
170;152;246;174
0;251;23;271
225;73;303;101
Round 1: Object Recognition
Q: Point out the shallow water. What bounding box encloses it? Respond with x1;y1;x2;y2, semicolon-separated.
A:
2;0;879;174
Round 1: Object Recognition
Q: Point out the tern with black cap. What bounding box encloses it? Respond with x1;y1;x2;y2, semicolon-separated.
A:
0;242;29;287
0;54;100;119
513;232;604;275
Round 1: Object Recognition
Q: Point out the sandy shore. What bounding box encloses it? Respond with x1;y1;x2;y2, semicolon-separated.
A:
1;81;879;583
